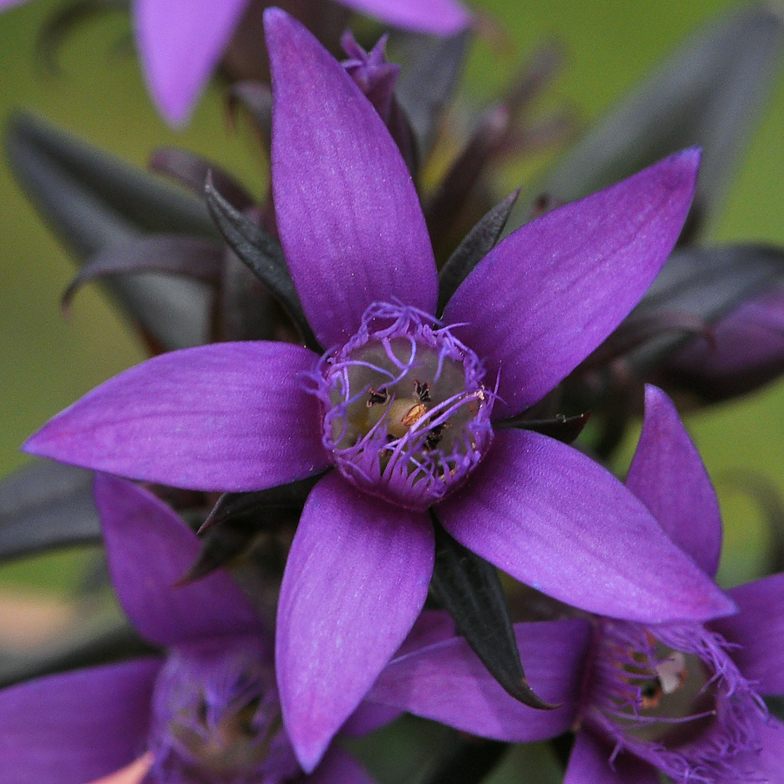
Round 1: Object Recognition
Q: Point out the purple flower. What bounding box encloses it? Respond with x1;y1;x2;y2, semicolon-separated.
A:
0;473;449;784
657;285;784;403
1;0;472;126
368;385;784;783
24;9;734;771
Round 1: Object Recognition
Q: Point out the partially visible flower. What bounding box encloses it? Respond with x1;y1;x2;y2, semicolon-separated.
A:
368;386;784;783
656;286;784;404
0;0;472;126
24;9;734;772
0;473;454;784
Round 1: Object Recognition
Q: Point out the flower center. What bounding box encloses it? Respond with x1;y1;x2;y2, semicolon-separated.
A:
588;620;766;783
150;636;299;783
309;303;494;509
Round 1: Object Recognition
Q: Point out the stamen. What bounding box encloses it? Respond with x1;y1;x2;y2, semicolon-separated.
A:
307;302;494;509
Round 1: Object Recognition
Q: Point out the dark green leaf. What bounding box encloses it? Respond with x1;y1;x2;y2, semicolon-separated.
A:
149;146;255;209
199;474;322;533
204;175;320;350
62;235;223;308
495;412;591;444
506;5;784;237
5;113;216;349
394;30;471;159
0;460;100;562
430;515;555;710
437;189;520;314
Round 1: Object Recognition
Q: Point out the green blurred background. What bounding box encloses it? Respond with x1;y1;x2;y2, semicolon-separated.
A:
1;0;783;596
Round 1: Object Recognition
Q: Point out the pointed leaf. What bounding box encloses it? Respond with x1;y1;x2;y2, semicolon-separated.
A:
5;112;215;349
200;474;323;533
0;459;99;562
494;411;591;444
62;235;223;307
437;189;519;315
507;4;784;237
395;31;471;159
430;515;554;710
149;146;255;209
204;175;319;350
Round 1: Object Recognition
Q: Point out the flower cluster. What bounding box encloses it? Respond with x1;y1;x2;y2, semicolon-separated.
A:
1;2;783;784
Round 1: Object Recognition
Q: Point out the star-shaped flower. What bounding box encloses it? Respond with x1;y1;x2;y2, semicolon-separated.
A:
0;473;451;784
368;386;784;783
24;9;733;771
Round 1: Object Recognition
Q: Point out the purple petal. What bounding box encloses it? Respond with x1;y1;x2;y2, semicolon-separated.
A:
755;716;784;781
625;386;721;577
665;286;784;401
276;472;433;772
564;729;659;784
0;659;161;784
134;0;250;126
94;474;263;647
308;744;377;784
265;9;437;348
341;609;456;737
368;618;590;742
708;573;784;695
443;150;700;420
24;343;328;492
339;0;472;35
438;430;735;623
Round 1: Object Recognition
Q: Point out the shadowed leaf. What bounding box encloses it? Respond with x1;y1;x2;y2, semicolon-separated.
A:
430;514;556;710
205;175;320;350
199;474;323;534
5;112;216;349
62;235;223;308
437;189;519;314
394;30;471;159
0;461;100;562
495;412;591;444
506;4;784;236
149;147;255;209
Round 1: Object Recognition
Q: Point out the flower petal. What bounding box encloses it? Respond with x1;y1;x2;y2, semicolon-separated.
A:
0;659;161;784
755;715;784;781
564;729;660;784
438;430;735;623
134;0;250;126
24;343;328;492
443;150;700;420
339;0;472;35
341;609;456;737
265;9;438;348
94;474;262;647
625;386;721;577
308;744;377;784
709;573;784;695
276;472;433;772
368;618;590;742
